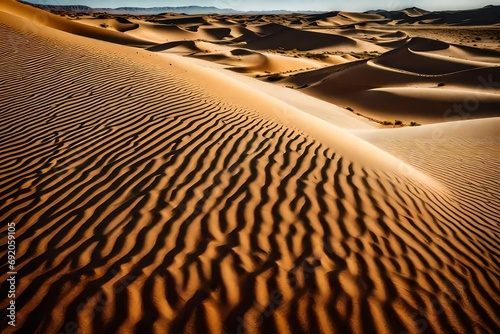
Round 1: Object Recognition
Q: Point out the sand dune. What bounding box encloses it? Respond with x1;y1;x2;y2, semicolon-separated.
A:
337;12;386;23
0;1;499;334
0;0;152;46
229;26;262;42
333;27;410;47
282;37;500;124
190;47;322;75
123;23;201;43
354;118;500;230
367;5;500;26
246;27;357;51
402;7;429;17
147;40;204;53
370;38;495;75
77;17;139;32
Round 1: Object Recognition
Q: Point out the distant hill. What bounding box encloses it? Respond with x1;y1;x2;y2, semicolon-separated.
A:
19;2;324;15
101;6;237;15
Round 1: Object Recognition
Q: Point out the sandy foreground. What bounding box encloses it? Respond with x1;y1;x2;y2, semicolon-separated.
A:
0;1;499;333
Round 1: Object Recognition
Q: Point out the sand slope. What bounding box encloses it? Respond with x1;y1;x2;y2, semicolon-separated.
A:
0;0;152;46
0;2;499;334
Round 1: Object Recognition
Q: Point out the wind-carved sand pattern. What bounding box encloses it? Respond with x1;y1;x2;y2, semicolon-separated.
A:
1;4;500;334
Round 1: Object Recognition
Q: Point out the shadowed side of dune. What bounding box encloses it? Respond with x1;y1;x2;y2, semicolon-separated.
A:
147;40;201;52
148;16;207;26
246;26;357;51
369;38;494;75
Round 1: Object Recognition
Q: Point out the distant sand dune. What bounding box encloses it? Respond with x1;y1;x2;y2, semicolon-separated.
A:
0;1;499;334
246;27;357;51
147;40;202;53
192;49;321;74
283;38;500;123
77;17;139;33
338;12;386;22
370;38;496;75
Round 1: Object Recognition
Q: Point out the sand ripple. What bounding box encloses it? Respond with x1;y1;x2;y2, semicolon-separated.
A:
0;19;499;334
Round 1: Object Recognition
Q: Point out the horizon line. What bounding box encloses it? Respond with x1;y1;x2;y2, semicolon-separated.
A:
21;1;499;13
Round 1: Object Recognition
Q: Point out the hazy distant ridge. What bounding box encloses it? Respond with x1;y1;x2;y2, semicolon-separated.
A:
20;2;324;15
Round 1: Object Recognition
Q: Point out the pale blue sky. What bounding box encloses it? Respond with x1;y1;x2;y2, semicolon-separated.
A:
25;0;500;11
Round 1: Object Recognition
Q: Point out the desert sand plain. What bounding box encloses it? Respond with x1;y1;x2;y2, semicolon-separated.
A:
0;0;499;333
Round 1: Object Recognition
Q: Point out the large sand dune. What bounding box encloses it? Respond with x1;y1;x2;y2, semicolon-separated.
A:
0;1;499;333
282;37;500;124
